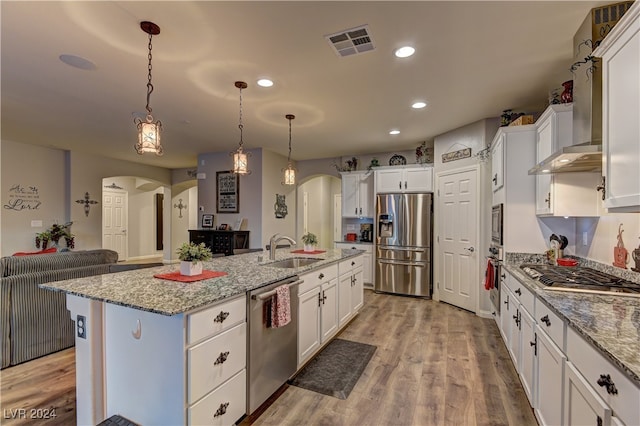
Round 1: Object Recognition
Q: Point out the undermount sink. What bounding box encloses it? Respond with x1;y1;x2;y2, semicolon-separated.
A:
264;257;323;269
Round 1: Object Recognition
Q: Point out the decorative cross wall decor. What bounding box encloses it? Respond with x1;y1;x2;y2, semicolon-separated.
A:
174;198;187;218
75;192;99;217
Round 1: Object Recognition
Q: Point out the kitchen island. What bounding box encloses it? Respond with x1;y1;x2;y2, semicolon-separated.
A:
41;248;364;426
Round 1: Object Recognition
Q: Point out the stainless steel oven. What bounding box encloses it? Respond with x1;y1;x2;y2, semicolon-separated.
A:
491;204;503;246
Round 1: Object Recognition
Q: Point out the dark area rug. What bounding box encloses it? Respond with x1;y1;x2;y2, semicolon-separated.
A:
289;338;376;399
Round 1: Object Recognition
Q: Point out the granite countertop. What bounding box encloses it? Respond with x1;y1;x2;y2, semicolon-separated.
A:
503;261;640;387
335;240;373;245
40;248;363;316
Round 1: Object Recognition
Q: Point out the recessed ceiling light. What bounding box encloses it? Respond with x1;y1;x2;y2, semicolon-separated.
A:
389;130;400;135
257;78;274;87
395;46;415;58
559;158;570;163
59;54;96;70
412;101;427;109
542;169;550;173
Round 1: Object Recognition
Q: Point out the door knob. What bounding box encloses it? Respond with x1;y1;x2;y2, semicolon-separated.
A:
464;247;475;252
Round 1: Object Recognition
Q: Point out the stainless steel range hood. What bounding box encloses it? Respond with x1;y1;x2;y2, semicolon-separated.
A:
529;2;632;175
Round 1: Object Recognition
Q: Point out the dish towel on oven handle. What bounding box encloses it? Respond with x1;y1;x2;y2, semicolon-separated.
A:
484;259;494;290
271;284;291;328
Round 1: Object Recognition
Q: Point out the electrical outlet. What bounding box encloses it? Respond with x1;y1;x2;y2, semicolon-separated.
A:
31;220;43;227
582;232;588;246
346;224;356;231
77;315;86;339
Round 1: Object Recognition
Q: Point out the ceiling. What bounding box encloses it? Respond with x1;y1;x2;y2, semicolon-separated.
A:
1;1;612;170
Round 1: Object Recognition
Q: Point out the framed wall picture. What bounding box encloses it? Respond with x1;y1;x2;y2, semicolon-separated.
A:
216;171;239;213
201;214;214;228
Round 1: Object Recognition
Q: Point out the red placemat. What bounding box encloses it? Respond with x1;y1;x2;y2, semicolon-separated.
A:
290;249;326;254
153;270;228;282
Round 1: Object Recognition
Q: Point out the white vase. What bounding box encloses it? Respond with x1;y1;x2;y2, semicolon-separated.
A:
303;244;315;252
180;261;203;276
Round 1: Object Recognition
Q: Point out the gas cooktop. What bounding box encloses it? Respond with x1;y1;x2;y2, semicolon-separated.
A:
520;264;640;297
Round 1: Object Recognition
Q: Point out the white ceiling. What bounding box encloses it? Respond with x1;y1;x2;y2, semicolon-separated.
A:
1;1;611;170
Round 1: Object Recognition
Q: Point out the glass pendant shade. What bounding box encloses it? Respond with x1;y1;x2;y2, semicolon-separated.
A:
284;164;296;185
135;115;163;155
233;147;249;175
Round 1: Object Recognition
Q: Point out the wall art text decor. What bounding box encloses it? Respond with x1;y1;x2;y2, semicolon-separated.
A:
216;171;239;213
3;184;41;211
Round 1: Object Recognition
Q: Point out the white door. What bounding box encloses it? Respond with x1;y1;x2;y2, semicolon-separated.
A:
103;189;128;260
437;168;478;312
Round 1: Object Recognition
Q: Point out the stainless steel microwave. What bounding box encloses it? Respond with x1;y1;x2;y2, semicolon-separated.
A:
491;204;503;245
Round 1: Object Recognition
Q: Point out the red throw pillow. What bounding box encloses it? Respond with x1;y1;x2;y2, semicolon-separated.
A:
13;247;58;256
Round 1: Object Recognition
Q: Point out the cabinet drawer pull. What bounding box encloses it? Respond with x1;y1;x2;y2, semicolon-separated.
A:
214;351;230;365
213;402;230;418
530;333;537;356
492;174;497;184
515;288;522;296
540;315;551;326
213;311;230;323
596;374;618;395
351;261;355;266
318;273;325;280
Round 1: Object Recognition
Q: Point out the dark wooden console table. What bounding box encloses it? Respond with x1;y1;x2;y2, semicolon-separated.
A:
188;230;250;256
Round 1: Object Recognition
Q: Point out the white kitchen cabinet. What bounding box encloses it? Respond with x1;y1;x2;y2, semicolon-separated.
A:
564;360;613;426
375;165;433;193
566;326;640;426
499;277;512;343
593;2;640;212
103;295;247;425
534;104;600;217
502;271;537;406
334;242;373;286
341;171;373;217
337;255;364;327
535;325;566;426
297;264;339;367
491;133;505;192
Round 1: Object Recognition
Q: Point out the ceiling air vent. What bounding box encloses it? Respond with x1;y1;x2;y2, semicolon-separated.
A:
325;25;375;57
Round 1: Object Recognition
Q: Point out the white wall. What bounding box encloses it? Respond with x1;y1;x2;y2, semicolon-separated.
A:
197;149;263;249
576;212;640;267
0;140;67;255
296;175;340;249
260;149;296;248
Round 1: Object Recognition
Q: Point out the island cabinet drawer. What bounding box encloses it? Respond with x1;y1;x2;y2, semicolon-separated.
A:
188;368;246;426
188;296;246;344
339;256;363;275
566;327;639;425
298;264;338;294
188;322;246;404
535;300;565;350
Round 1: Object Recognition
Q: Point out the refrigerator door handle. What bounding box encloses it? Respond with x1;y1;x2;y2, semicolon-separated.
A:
377;259;427;267
378;246;426;253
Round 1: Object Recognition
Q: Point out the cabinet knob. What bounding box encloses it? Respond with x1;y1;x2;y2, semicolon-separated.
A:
351;261;356;266
545;192;551;208
213;402;230;418
318;273;325;279
214;351;230;365
597;374;618;395
540;315;551;326
213;311;230;323
515;288;522;296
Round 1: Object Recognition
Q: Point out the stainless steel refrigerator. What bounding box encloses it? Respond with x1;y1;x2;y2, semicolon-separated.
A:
375;193;433;297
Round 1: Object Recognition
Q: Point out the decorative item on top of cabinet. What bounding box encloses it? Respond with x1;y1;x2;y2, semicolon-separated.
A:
415;141;433;164
388;154;407;166
560;80;573;103
632;238;640;272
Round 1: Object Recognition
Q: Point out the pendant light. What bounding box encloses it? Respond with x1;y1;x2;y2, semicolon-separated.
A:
231;81;251;175
282;114;296;185
134;21;163;156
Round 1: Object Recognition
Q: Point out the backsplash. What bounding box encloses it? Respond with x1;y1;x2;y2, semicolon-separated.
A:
506;252;640;284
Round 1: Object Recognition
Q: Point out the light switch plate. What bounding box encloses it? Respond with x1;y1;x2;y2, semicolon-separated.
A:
31;220;43;227
582;231;588;246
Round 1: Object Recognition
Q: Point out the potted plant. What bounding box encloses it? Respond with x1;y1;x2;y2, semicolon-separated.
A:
301;232;318;252
177;242;213;276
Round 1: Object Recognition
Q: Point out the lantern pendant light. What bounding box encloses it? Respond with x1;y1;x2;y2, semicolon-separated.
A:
231;81;251;175
134;21;163;156
282;114;296;185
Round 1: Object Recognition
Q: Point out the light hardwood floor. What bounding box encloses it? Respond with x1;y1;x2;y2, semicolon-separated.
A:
0;290;537;426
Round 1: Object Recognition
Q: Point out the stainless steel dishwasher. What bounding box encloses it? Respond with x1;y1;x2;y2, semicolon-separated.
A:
247;276;302;414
